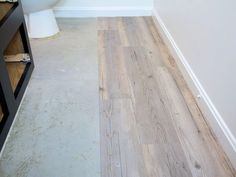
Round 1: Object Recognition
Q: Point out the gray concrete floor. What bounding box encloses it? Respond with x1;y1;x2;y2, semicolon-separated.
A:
0;18;100;177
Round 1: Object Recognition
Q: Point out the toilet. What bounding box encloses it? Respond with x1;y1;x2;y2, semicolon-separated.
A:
21;0;60;38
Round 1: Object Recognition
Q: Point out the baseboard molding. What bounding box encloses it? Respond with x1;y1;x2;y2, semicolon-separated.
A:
54;6;152;18
152;9;236;168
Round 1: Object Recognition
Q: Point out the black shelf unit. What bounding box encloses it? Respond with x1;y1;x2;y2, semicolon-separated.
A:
0;0;34;151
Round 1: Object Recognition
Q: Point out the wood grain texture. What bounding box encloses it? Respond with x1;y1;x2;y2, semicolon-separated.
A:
6;63;25;92
98;17;236;177
4;31;25;55
0;3;13;21
3;27;26;93
0;2;14;123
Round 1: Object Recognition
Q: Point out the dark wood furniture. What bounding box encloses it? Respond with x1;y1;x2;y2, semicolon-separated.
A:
0;0;34;151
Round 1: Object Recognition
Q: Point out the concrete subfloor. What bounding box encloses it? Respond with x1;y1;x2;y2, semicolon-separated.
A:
0;19;100;177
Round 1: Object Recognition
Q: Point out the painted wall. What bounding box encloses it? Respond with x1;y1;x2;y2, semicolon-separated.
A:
57;0;153;7
55;0;153;17
153;0;236;166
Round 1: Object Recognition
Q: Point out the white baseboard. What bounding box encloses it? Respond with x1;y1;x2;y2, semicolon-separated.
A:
54;6;152;18
152;9;236;168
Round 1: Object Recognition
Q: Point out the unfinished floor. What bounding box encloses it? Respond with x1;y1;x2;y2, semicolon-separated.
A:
98;17;236;177
0;19;100;177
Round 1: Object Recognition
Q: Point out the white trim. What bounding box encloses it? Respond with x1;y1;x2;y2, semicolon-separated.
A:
53;6;152;17
152;9;236;167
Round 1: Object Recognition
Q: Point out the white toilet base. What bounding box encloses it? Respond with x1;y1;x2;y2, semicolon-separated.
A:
25;9;59;38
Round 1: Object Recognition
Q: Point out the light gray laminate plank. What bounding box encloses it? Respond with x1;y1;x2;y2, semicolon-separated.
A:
98;17;236;177
123;47;194;177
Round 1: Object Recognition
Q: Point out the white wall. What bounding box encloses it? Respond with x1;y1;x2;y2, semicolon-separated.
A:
55;0;153;17
153;0;236;167
57;0;153;7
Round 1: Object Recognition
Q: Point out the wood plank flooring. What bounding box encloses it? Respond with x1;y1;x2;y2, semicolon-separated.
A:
98;17;236;177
